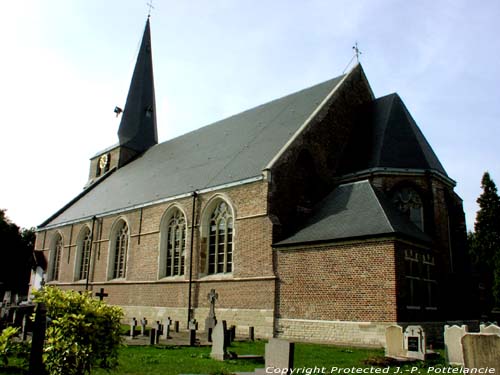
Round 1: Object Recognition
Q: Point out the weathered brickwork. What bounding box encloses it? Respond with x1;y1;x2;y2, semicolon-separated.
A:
275;240;398;323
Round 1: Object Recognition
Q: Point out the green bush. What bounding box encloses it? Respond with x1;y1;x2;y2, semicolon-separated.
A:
34;287;123;375
0;327;21;366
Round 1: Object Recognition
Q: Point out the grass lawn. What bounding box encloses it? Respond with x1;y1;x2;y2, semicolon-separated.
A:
0;340;446;375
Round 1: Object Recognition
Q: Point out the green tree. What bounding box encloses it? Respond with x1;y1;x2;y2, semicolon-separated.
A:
0;209;34;295
470;172;500;307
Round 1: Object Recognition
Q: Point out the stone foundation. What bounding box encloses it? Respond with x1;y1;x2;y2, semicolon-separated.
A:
276;318;392;347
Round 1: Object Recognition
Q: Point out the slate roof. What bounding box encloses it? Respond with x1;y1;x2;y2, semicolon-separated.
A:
275;180;431;246
339;93;447;176
118;18;158;152
42;75;345;227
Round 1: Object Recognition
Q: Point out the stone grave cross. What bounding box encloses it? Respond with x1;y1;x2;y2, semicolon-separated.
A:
165;317;172;339
95;288;108;301
130;317;137;338
208;289;218;318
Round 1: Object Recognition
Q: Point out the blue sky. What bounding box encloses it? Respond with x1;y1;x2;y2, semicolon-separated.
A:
0;0;499;230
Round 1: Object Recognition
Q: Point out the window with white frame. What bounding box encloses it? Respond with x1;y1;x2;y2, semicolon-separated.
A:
207;200;233;274
160;208;186;277
49;234;63;281
76;227;92;281
110;220;129;279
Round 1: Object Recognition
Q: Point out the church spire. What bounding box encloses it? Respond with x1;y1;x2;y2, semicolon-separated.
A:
118;18;158;153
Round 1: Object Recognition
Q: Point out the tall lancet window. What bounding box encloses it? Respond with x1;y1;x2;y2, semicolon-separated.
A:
207;201;233;274
49;234;63;281
393;187;424;230
165;209;186;277
76;227;92;281
111;220;129;279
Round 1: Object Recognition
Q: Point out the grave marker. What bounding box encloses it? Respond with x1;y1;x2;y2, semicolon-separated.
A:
95;288;108;301
249;326;255;341
462;333;500;372
129;317;137;338
404;325;426;360
174;320;179;333
205;288;218;333
189;318;197;346
444;324;468;365
165;317;172;339
140;317;148;336
265;338;294;374
385;325;405;358
480;323;500;336
211;320;228;360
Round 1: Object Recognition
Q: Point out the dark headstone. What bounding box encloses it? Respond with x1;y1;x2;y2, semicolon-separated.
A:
28;303;47;375
249;326;255;341
189;329;196;346
149;328;156;345
174;320;179;333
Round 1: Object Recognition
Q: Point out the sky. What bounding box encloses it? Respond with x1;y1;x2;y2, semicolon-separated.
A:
0;0;499;231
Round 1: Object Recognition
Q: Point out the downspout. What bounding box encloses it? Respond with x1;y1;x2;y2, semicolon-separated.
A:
85;216;97;291
187;191;198;327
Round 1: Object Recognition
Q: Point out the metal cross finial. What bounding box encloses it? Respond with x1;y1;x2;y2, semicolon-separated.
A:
146;0;155;18
353;42;362;63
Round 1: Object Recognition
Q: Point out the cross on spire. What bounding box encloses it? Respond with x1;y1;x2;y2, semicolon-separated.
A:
146;0;155;18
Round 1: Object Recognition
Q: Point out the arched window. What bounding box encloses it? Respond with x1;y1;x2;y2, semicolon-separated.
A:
207;200;233;274
49;233;63;281
160;208;186;277
393;187;424;230
109;220;129;279
76;227;92;281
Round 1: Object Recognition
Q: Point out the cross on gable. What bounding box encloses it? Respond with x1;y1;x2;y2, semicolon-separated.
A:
95;288;109;301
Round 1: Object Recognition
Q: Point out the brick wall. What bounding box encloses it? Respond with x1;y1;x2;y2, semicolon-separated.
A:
275;240;398;322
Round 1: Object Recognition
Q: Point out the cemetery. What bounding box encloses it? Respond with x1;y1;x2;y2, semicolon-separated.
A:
1;286;499;374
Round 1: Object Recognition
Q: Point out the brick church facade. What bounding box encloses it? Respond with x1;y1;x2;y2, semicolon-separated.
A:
34;19;473;346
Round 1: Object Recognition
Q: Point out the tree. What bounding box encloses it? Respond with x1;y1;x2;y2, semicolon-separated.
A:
0;209;34;296
469;172;500;308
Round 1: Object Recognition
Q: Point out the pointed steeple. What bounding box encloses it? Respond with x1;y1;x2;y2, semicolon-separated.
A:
118;18;158;153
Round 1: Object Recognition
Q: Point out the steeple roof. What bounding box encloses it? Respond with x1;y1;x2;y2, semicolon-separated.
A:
340;93;447;176
117;18;158;152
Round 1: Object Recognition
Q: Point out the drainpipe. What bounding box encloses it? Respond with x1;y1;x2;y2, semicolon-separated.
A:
187;191;198;327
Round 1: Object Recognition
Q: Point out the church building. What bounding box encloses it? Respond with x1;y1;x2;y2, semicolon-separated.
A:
34;19;473;346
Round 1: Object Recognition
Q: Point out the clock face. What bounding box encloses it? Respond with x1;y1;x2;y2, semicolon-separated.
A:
99;154;109;170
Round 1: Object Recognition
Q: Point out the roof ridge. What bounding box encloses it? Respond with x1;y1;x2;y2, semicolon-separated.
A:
374;94;397;166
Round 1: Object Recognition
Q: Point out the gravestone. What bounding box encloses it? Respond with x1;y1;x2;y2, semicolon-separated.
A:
229;325;236;343
210;320;228;360
129;317;137;338
149;328;156;345
140;317;148;336
28;303;47;375
174;320;179;333
462;334;500;372
385;325;405;358
205;288;218;333
444;324;468;365
404;325;426;360
155;321;162;343
165;317;172;339
189;318;198;346
265;338;294;374
480;323;500;336
249;326;255;341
